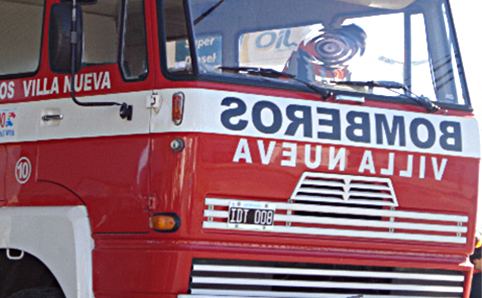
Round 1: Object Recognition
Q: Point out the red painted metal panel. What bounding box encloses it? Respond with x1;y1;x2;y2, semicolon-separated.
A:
36;135;151;233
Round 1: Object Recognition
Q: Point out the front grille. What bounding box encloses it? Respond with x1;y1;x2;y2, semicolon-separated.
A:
202;173;468;245
203;197;467;244
180;259;464;298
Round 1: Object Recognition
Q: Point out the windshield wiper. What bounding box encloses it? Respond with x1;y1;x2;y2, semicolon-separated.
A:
332;80;440;113
219;66;332;100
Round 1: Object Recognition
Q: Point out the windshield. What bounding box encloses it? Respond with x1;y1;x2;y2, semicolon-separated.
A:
162;0;469;106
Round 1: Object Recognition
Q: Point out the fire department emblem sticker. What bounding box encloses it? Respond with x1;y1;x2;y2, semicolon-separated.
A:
0;108;16;139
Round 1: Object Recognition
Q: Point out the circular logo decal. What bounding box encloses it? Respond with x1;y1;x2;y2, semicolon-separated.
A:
15;157;32;184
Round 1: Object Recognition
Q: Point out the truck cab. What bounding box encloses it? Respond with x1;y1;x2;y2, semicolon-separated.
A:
0;0;479;297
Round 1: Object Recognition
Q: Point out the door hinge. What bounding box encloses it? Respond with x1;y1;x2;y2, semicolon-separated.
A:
147;195;158;211
146;92;162;113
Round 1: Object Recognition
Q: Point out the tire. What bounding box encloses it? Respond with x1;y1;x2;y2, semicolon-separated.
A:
8;287;64;298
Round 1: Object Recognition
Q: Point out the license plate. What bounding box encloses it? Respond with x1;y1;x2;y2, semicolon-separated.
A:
227;201;275;230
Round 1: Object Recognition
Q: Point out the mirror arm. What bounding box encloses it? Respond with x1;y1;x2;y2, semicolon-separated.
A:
68;0;133;121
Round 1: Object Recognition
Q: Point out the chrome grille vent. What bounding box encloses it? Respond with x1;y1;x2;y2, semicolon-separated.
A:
180;259;464;298
203;197;467;244
291;173;398;207
203;172;468;244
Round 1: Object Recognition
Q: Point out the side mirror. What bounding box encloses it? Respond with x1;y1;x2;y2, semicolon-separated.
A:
49;3;83;74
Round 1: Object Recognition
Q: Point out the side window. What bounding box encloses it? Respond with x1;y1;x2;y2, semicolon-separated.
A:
408;13;435;103
121;0;148;80
0;0;44;77
163;0;193;74
82;0;148;80
82;1;122;65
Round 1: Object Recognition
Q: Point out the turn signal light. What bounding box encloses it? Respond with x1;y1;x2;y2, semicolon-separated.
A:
150;213;180;233
172;92;185;125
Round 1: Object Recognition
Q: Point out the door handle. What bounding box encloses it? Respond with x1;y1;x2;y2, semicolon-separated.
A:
41;114;64;121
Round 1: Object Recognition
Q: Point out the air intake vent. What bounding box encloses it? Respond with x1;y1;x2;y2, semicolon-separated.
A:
291;173;398;207
180;259;464;298
203;173;468;244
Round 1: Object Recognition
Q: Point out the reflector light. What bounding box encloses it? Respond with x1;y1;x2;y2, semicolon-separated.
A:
150;213;180;233
172;92;185;125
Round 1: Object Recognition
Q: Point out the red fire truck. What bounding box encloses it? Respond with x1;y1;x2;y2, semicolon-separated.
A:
0;0;479;297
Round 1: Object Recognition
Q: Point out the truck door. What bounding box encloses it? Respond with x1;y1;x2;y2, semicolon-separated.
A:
0;0;44;204
36;0;153;233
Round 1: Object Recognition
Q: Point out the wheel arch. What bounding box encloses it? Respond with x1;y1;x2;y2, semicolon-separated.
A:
0;206;94;298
